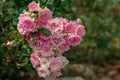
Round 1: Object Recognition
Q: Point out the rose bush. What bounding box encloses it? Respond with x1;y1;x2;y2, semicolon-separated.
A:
17;1;85;80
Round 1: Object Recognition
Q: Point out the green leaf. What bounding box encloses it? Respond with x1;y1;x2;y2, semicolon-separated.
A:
46;0;54;5
13;18;18;26
39;27;51;35
4;16;13;22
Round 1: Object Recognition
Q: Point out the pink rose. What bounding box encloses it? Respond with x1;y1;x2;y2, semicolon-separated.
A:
40;57;49;68
28;32;51;52
52;30;63;38
68;35;82;46
28;38;42;52
36;33;51;45
75;25;85;37
60;56;69;67
28;1;39;11
59;42;70;53
51;31;65;47
47;18;64;32
30;53;41;68
60;18;68;25
37;68;50;78
6;41;13;48
76;19;82;25
36;7;52;26
17;17;36;35
49;57;63;72
19;14;26;20
51;36;65;47
64;21;77;34
40;45;54;57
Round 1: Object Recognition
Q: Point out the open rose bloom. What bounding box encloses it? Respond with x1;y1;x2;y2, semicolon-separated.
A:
17;1;85;80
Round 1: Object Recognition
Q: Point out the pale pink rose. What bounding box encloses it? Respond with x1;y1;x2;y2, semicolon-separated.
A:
28;1;39;11
40;57;49;68
59;42;70;53
52;30;63;38
60;18;68;25
49;57;63;72
37;68;50;78
40;45;54;57
68;35;82;46
51;36;65;47
60;56;69;68
57;18;68;31
64;21;77;34
19;14;26;20
28;32;51;52
36;32;51;45
18;15;29;21
47;18;63;32
36;7;52;26
51;30;65;47
6;41;13;48
75;25;85;37
17;17;36;35
30;53;41;68
76;19;82;25
28;38;42;52
47;19;60;32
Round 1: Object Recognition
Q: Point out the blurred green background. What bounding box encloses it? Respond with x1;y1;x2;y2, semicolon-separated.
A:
0;0;120;80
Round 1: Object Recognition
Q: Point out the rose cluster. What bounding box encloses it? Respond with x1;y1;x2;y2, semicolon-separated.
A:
17;1;85;80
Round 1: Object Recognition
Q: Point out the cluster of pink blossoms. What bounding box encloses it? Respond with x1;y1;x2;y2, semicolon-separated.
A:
17;1;85;80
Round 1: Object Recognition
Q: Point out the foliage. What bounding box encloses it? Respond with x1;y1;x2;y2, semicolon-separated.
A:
65;0;120;65
0;0;120;79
